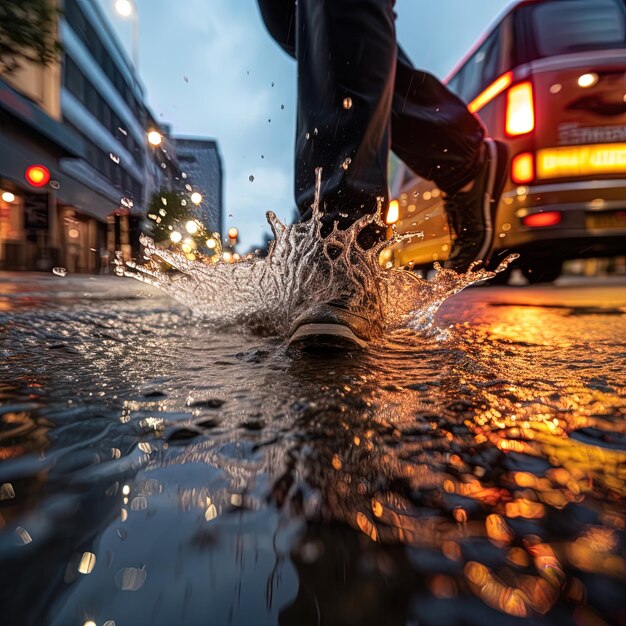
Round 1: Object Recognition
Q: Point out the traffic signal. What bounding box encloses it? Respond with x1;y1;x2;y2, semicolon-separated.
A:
25;165;51;188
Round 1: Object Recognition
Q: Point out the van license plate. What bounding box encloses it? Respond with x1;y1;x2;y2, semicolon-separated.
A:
537;143;626;178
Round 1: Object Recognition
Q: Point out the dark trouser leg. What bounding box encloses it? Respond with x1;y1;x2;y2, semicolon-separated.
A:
259;0;396;235
391;48;485;195
295;0;397;236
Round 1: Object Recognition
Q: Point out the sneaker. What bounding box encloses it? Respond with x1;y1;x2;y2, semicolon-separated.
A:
287;296;378;352
443;139;508;272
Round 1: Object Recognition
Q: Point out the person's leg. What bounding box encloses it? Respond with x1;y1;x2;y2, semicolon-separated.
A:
295;0;396;236
259;0;397;236
391;47;485;196
390;49;508;271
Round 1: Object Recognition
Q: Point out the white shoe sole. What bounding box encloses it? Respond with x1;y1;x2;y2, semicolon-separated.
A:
288;323;368;350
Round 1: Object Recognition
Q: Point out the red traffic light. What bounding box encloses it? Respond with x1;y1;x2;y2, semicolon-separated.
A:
25;165;50;188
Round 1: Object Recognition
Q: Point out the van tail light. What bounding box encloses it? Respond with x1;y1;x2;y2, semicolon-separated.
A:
468;71;513;113
511;152;535;184
386;200;399;225
522;211;562;228
506;81;535;136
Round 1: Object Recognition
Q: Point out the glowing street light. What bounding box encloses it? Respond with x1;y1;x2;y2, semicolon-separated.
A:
147;130;163;146
228;227;239;240
115;0;133;16
190;192;203;205
185;220;199;234
1;191;15;203
170;231;182;243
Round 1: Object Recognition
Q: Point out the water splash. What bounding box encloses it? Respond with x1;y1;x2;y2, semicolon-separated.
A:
119;169;517;338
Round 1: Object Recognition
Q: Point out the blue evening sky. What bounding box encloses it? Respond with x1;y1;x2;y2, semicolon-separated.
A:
96;0;517;250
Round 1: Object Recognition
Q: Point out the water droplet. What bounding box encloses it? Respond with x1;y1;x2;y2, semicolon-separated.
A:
0;483;15;500
343;97;353;110
52;267;67;277
15;526;32;544
314;128;319;135
115;566;147;591
130;496;147;510
341;157;352;170
205;501;218;521
78;552;96;574
305;132;310;140
249;175;255;182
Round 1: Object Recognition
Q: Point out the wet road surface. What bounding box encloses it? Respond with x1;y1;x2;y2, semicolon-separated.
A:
0;272;624;626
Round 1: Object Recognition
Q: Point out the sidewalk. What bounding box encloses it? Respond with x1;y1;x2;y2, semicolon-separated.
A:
0;271;164;304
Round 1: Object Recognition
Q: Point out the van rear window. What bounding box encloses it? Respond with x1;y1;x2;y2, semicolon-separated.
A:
530;0;625;57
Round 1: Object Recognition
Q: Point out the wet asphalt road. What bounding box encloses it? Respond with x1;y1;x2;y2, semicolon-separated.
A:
0;272;624;626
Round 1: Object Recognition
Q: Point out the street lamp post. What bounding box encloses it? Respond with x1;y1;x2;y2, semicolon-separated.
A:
114;0;139;68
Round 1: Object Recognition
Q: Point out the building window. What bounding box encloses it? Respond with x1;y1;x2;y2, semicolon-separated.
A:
64;54;144;168
64;56;85;101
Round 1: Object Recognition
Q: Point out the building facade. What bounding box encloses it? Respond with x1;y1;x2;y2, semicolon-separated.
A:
0;0;188;272
173;137;223;236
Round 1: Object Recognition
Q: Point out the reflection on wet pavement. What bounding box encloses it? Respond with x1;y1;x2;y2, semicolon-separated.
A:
0;275;624;626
